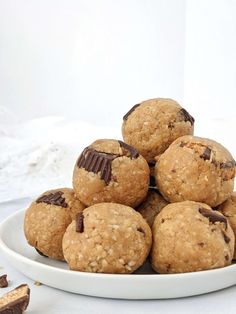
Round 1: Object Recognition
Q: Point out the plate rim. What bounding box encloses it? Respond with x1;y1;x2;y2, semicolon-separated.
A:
1;208;236;282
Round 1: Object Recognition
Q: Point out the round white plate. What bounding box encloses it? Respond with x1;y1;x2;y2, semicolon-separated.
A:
0;209;236;300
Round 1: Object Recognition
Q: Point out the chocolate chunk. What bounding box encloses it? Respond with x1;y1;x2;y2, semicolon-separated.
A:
220;160;236;169
0;275;8;288
36;191;68;208
168;122;175;129
179;141;186;148
76;212;84;233
222;231;230;244
200;147;211;161
0;284;30;313
35;248;48;258
199;208;227;227
137;227;145;235
197;242;205;247
77;147;118;184
123;104;141;121
225;254;229;261
178;108;195;125
118;140;139;159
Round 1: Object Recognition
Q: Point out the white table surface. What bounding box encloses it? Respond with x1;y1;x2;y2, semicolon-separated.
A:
0;199;235;314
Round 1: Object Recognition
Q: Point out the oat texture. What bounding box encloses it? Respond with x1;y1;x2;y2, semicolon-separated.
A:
24;188;85;260
122;98;194;162
151;201;235;273
73;139;149;207
156;135;235;207
136;188;168;227
63;203;152;273
217;192;236;259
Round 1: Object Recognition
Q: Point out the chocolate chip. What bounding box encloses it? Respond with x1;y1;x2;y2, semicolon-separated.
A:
179;141;186;147
222;231;230;244
178;108;195;125
36;191;68;208
197;242;205;247
220;160;236;169
77;147;118;184
161;218;165;223
137;227;145;235
200;147;211;161
168;122;175;129
35;248;48;258
199;208;227;227
0;275;8;288
118;140;139;159
76;212;84;233
123;104;141;121
225;254;229;261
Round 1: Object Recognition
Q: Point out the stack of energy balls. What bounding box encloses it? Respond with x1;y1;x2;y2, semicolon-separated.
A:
24;98;236;274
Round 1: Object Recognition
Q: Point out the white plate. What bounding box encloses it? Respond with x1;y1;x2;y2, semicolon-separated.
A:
0;209;236;300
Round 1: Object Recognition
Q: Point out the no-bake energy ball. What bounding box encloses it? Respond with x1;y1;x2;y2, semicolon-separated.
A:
73;139;149;207
136;188;168;227
122;98;194;162
62;203;152;273
156;135;235;207
24;188;85;260
217;192;236;259
151;201;235;273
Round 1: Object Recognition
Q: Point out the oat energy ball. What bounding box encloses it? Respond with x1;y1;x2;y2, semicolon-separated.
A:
73;139;149;207
217;192;236;259
24;188;85;260
156;135;235;207
136;188;168;227
151;201;235;274
122;98;194;162
63;203;152;273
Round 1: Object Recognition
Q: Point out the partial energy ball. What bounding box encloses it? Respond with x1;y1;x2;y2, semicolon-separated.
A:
136;188;168;227
73;139;149;207
122;98;194;162
24;188;85;260
156;135;235;207
217;192;236;259
63;203;152;273
151;201;234;274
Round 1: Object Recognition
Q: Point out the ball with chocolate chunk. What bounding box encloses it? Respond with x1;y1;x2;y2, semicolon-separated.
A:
73;139;149;207
156;135;235;207
136;188;168;227
151;201;235;274
122;98;194;162
62;203;152;273
217;192;236;259
24;188;85;260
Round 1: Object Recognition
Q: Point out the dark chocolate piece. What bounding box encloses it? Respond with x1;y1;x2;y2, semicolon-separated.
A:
36;191;68;208
77;147;118;184
197;242;205;247
200;147;211;161
35;248;48;258
222;231;230;244
199;208;227;227
118;140;139;159
0;275;8;288
76;212;84;233
123;103;141;121
179;141;186;147
178;108;195;125
220;160;236;169
0;284;30;313
225;254;229;261
137;227;145;235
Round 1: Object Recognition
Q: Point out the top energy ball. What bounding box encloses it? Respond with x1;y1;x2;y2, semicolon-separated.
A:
122;98;194;162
